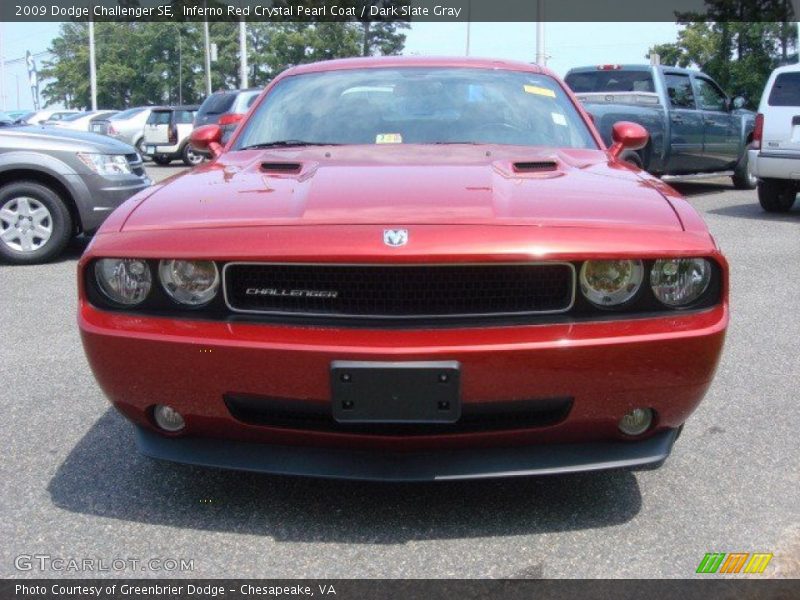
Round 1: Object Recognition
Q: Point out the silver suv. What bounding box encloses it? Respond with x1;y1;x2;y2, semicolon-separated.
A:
92;107;152;155
0;120;150;264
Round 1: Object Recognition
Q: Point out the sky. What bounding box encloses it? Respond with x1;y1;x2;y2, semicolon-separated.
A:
0;21;680;110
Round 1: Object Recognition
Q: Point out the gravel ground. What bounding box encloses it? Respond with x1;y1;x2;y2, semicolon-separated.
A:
1;165;798;578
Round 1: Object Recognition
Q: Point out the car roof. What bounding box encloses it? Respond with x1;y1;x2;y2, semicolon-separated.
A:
287;55;550;77
150;105;200;111
770;62;800;75
566;64;702;77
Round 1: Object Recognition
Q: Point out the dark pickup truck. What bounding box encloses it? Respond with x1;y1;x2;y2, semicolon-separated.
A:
565;65;757;189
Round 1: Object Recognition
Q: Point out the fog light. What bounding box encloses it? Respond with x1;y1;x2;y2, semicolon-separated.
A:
618;407;654;436
153;404;185;432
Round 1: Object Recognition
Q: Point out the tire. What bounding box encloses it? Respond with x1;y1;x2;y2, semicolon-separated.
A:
732;153;757;190
152;154;172;166
757;179;797;212
0;181;73;264
181;143;204;167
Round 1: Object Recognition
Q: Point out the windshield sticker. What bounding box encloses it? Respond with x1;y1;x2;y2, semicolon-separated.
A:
524;85;556;98
376;133;403;144
551;112;568;126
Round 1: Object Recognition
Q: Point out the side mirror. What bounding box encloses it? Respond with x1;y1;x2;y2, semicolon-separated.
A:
190;124;223;158
732;96;746;110
609;121;649;159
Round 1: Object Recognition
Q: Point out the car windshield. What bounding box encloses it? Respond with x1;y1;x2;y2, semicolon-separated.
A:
198;93;236;116
61;112;89;122
111;107;146;120
234;67;597;149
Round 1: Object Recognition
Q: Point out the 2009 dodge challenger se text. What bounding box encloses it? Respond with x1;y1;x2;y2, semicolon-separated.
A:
78;57;728;481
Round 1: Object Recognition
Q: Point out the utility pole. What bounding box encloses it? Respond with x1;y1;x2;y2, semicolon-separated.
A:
239;19;248;88
535;0;546;66
0;23;6;110
465;0;471;56
204;20;212;95
89;20;97;109
178;28;183;105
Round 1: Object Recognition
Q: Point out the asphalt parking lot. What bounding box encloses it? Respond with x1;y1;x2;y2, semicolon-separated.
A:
1;163;798;579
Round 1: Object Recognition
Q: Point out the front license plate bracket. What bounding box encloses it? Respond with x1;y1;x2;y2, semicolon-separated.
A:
331;360;461;424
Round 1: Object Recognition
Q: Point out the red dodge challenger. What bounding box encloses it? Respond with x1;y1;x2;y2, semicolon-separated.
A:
78;57;728;481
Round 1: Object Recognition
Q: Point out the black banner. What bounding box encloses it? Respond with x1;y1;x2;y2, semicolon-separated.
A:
2;580;800;600
2;0;799;23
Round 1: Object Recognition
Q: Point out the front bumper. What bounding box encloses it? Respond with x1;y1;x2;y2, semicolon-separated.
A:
80;296;727;478
68;173;151;233
136;425;680;481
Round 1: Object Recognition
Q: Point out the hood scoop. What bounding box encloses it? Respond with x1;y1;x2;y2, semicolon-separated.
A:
513;161;559;173
260;161;303;173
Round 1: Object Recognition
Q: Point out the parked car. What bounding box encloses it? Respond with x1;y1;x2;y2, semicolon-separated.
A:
747;63;800;212
92;107;152;155
79;56;728;481
195;89;262;143
0;122;150;264
44;110;118;131
23;109;82;126
565;65;757;188
6;110;33;121
142;105;202;166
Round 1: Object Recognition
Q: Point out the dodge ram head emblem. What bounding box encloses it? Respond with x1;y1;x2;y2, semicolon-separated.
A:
383;229;408;247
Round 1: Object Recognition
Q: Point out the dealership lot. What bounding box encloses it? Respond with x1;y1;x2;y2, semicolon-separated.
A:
0;164;798;578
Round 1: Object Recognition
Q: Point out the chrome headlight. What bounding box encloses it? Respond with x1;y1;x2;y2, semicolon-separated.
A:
77;153;132;175
94;258;152;305
159;260;220;306
650;258;712;307
579;259;644;308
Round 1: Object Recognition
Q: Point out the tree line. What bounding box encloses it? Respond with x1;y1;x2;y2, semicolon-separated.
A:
41;20;408;109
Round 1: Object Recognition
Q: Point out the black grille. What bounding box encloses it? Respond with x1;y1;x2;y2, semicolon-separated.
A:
224;394;573;436
224;263;574;319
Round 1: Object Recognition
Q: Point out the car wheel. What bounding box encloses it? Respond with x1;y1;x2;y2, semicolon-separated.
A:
153;155;172;166
182;143;205;167
732;154;757;190
0;181;73;264
757;179;797;212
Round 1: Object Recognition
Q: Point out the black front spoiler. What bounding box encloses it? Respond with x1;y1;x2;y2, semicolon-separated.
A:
135;426;680;482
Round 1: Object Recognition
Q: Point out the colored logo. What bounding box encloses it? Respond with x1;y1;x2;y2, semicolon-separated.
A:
696;552;773;574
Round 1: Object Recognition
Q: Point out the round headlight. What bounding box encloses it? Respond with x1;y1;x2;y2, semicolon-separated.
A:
579;259;644;308
650;258;711;307
159;260;220;306
94;258;152;306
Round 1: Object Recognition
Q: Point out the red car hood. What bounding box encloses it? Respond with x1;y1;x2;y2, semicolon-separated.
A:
122;145;682;232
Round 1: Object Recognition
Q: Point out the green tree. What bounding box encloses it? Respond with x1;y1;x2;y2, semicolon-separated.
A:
40;18;407;109
646;1;796;105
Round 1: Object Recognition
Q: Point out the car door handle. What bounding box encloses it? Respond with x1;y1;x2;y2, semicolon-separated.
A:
671;115;684;124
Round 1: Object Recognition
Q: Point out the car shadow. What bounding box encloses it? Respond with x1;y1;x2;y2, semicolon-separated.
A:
708;200;800;222
667;181;732;198
48;409;643;544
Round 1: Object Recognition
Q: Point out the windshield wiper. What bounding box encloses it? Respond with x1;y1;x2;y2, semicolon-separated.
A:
431;141;482;145
240;140;342;150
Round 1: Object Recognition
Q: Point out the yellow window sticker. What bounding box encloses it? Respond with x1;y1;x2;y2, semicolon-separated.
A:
376;133;403;144
524;85;556;98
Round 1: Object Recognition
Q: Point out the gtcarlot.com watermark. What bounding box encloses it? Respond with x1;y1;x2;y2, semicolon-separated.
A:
15;554;194;573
